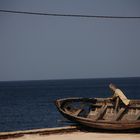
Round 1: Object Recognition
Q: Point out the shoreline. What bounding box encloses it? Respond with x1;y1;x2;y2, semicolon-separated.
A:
0;126;78;139
0;126;140;140
8;132;140;140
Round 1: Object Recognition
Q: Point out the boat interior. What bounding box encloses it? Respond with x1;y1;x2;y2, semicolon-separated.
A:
61;98;140;121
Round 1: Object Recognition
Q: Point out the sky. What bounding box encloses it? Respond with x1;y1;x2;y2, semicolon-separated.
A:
0;0;140;81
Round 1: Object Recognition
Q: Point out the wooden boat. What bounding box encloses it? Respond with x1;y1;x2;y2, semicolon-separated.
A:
55;84;140;130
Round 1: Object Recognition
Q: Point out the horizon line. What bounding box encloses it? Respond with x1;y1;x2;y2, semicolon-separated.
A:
0;76;139;82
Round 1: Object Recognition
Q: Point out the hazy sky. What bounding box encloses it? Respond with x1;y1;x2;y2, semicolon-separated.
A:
0;0;140;81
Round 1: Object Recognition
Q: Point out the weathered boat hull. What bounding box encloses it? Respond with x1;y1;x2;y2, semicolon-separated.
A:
55;98;140;130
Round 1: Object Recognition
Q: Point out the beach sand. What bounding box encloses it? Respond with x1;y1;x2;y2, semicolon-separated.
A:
8;132;140;140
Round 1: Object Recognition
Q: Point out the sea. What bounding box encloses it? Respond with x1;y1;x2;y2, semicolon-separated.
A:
0;77;140;132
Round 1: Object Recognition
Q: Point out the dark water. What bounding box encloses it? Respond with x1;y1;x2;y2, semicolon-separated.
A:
0;77;140;132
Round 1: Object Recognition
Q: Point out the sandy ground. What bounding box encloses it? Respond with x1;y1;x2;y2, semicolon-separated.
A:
8;132;140;140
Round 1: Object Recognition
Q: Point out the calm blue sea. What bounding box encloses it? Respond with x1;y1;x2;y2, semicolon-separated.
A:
0;77;140;132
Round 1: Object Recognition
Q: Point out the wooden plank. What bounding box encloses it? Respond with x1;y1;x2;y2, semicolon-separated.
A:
134;111;140;120
112;108;126;121
73;109;83;116
95;105;107;120
115;97;119;113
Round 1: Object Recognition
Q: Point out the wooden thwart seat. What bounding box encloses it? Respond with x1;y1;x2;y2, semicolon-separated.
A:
72;109;83;116
95;104;108;120
134;111;140;120
112;108;126;121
